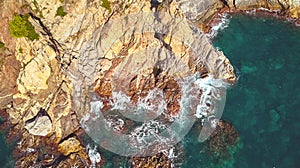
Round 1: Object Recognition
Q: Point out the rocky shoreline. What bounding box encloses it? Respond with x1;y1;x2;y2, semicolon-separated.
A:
0;0;299;167
205;7;300;37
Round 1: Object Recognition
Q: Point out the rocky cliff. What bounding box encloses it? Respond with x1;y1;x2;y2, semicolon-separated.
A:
177;0;300;30
0;0;299;167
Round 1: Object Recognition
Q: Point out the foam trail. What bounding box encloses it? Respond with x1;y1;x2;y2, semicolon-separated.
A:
177;73;228;142
207;13;231;38
111;88;166;122
196;75;227;142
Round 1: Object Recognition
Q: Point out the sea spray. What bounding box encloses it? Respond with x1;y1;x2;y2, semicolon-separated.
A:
207;13;231;39
87;144;101;167
111;88;166;122
177;73;228;141
81;73;230;156
74;11;235;157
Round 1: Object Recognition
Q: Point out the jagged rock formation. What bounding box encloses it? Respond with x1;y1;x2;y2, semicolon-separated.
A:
177;0;300;30
0;0;299;167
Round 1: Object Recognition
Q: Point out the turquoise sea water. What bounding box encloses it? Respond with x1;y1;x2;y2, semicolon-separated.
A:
209;14;300;168
0;133;14;167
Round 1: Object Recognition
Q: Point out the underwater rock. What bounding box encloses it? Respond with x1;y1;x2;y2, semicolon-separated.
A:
132;152;172;168
207;120;239;154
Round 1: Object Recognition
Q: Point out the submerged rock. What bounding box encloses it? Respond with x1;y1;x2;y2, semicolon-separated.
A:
207;120;239;155
132;152;172;168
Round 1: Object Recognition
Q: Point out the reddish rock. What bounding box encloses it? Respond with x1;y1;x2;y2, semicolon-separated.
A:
132;153;172;168
0;53;21;108
207;120;239;154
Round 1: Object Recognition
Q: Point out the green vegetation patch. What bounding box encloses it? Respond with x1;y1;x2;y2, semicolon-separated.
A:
56;6;67;17
9;14;39;41
101;0;111;12
0;41;4;48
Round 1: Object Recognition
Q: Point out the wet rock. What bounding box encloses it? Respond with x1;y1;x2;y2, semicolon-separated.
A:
177;0;300;32
132;152;172;168
54;153;89;168
15;152;39;168
207;120;239;154
130;144;185;168
71;11;236;121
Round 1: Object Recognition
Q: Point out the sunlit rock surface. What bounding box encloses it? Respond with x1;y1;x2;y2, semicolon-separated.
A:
58;137;83;156
24;115;52;136
176;0;300;31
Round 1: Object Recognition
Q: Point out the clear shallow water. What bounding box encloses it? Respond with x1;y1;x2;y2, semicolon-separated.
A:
210;14;300;168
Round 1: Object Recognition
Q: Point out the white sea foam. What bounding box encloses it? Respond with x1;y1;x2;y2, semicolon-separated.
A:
111;91;131;111
26;148;35;153
105;116;124;132
130;120;167;144
178;73;227;121
207;13;231;38
81;73;228;156
75;11;232;157
87;144;101;167
111;88;166;122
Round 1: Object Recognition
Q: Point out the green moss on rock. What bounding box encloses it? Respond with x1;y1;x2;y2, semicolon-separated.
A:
0;41;4;48
9;14;39;41
101;0;111;12
56;6;67;17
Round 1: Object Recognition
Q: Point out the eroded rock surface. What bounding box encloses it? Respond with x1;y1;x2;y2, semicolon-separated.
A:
71;11;235;121
24;115;52;136
207;120;239;154
177;0;300;31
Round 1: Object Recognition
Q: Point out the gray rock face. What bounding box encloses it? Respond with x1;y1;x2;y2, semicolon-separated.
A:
176;0;217;21
25;115;52;136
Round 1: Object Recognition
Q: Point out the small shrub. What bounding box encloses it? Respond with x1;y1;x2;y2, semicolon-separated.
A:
0;41;4;48
101;0;111;12
9;14;39;41
56;6;67;17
